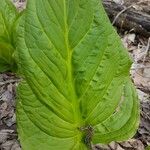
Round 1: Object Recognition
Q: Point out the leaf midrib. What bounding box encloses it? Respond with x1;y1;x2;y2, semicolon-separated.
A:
63;0;82;127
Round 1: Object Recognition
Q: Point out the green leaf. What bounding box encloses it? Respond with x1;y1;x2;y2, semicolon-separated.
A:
146;146;150;150
16;0;140;149
0;0;19;72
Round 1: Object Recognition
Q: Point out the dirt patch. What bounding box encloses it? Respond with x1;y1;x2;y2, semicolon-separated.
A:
0;0;150;150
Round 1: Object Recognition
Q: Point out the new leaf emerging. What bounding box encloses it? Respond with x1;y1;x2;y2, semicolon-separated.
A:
0;0;19;72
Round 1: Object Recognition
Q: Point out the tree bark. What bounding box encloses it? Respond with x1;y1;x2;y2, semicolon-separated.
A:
102;0;150;37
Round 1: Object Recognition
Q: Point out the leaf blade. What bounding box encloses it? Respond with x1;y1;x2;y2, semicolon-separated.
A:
0;0;19;72
16;0;140;149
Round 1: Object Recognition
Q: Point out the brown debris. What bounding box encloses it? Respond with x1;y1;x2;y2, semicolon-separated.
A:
0;0;150;150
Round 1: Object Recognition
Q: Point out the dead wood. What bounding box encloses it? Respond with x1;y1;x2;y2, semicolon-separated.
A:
103;0;150;37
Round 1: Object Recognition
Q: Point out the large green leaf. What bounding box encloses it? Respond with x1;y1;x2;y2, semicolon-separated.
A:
0;0;19;72
16;0;139;149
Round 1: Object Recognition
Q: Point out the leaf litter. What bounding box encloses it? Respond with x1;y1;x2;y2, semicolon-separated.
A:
0;0;150;149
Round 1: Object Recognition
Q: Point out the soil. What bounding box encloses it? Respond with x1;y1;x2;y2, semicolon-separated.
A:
0;0;150;150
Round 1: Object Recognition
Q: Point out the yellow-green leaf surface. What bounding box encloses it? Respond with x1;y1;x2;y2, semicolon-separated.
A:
0;0;19;72
16;0;140;149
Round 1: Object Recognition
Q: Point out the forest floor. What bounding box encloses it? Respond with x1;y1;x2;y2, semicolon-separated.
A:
0;0;150;150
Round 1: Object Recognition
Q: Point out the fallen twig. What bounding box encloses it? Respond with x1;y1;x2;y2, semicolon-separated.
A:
103;0;150;37
112;0;149;25
143;37;150;63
